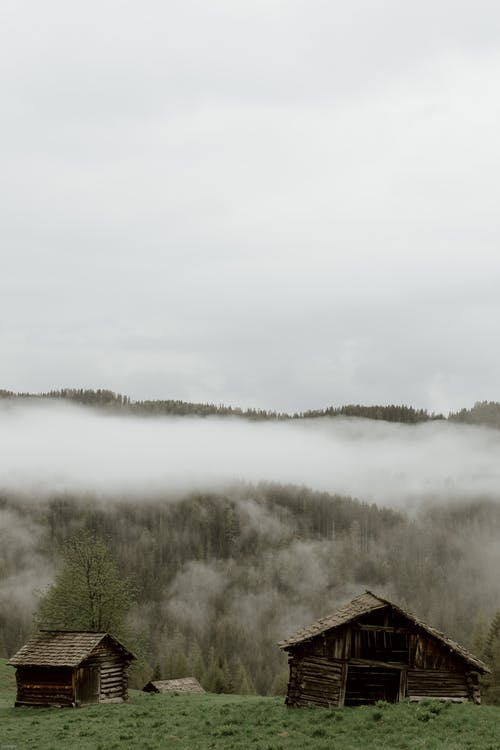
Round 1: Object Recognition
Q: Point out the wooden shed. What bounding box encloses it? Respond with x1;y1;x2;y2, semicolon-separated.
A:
8;630;135;707
143;677;205;694
279;591;489;708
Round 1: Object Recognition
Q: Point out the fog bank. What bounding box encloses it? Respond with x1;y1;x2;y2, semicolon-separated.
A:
1;401;500;507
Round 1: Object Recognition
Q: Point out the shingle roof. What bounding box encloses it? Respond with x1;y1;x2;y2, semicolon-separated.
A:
143;678;205;693
8;631;135;667
278;590;489;674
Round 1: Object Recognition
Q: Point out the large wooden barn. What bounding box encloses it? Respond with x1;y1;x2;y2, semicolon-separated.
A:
8;631;135;707
279;591;489;707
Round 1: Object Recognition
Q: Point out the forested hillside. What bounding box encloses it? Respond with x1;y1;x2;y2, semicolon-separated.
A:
1;483;499;695
6;387;500;428
0;388;443;423
449;401;500;429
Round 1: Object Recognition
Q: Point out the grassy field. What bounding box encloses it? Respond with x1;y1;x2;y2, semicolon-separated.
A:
1;659;499;750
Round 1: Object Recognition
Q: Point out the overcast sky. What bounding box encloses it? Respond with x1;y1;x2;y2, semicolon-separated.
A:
2;1;500;413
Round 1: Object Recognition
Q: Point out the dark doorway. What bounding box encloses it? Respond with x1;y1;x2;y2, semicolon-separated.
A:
75;666;100;705
344;666;400;705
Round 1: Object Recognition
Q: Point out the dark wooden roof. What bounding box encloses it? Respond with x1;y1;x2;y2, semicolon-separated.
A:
278;591;489;674
8;631;135;668
143;678;205;693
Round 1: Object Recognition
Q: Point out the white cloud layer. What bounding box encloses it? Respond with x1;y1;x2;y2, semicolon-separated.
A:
2;401;500;507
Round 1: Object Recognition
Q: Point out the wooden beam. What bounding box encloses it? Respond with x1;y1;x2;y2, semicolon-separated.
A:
349;658;408;670
354;624;410;633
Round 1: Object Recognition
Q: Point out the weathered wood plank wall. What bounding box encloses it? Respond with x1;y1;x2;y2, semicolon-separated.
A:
286;655;343;707
15;667;74;707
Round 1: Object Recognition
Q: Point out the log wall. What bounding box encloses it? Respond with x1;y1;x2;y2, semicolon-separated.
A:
407;669;479;703
285;654;344;707
15;666;74;707
83;641;129;704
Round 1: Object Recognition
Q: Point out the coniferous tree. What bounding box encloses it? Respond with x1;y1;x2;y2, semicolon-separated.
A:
482;611;500;704
233;661;256;694
269;669;289;696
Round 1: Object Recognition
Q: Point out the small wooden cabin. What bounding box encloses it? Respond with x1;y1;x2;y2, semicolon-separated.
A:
8;631;135;707
279;591;489;708
143;677;205;694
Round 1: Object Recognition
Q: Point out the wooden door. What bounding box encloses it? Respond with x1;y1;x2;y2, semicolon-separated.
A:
75;666;100;705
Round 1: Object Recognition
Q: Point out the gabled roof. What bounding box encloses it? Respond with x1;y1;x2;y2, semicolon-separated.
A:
8;631;135;668
143;677;205;693
278;591;489;674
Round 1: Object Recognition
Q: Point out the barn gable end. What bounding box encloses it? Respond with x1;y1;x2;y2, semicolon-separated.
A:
8;631;135;707
279;591;489;708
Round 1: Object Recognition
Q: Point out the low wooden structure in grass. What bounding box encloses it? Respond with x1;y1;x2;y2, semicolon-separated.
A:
143;677;205;694
8;631;135;707
279;591;489;708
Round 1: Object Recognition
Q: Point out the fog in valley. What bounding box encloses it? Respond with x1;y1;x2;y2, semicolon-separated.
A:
2;399;500;506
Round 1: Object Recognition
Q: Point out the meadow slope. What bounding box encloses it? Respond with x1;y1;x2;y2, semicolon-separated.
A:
1;660;499;750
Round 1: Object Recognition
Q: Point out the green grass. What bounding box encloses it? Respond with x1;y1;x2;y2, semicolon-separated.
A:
1;659;500;749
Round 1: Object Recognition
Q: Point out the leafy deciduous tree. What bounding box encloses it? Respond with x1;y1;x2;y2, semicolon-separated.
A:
36;531;135;637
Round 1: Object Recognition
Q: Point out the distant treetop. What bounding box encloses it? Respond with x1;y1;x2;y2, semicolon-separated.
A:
299;403;443;423
0;387;449;424
448;401;500;429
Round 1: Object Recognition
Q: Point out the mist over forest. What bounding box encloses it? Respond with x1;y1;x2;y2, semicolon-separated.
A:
2;395;500;504
1;390;500;694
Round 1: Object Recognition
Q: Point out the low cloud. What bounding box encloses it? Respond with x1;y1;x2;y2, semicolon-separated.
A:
1;400;500;508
